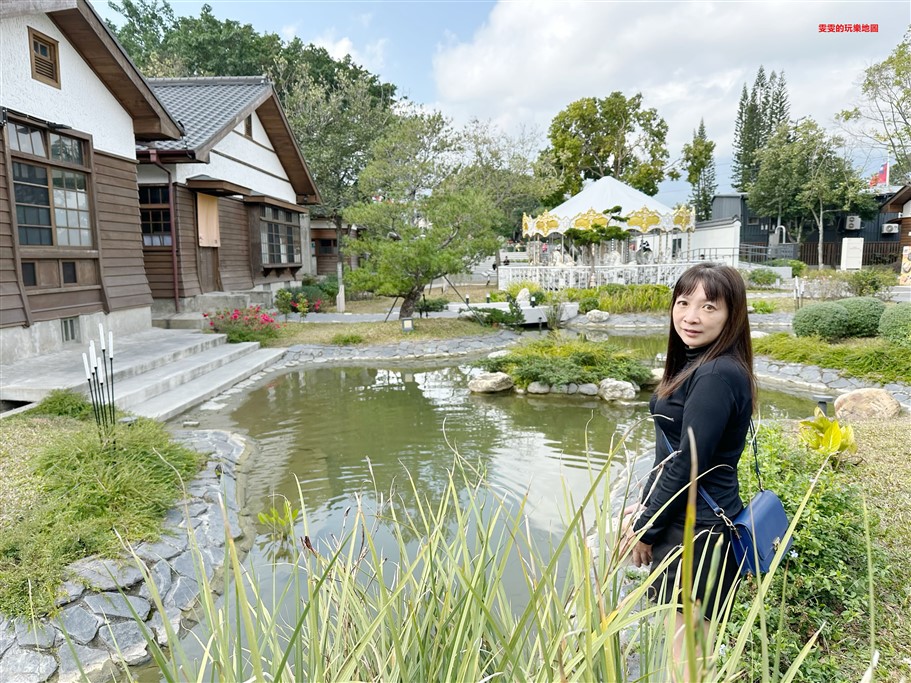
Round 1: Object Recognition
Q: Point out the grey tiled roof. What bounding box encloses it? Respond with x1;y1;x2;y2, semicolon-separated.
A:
140;76;272;152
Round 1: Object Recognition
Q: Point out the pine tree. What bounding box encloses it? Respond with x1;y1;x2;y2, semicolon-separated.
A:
731;85;749;191
682;119;717;221
732;66;791;190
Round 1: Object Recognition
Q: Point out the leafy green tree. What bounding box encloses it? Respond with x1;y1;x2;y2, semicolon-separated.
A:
681;119;717;221
105;0;176;69
545;93;673;198
343;112;499;318
447;120;559;240
838;30;911;183
752;120;877;266
732;67;791;190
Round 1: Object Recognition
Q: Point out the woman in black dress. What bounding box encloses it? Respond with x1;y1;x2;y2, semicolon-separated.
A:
620;263;756;663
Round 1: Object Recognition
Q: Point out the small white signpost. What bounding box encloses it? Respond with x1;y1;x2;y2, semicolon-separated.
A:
840;237;864;271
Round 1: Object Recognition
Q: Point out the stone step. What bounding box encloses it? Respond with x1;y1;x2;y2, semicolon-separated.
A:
0;329;225;403
114;342;264;412
129;347;286;421
152;312;209;331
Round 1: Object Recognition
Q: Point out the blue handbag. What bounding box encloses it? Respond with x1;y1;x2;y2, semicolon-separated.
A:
657;421;793;576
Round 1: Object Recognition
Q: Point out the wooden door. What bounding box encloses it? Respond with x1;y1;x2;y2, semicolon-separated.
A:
198;247;220;292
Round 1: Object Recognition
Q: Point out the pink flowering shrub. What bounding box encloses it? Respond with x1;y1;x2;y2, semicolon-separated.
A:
205;305;282;343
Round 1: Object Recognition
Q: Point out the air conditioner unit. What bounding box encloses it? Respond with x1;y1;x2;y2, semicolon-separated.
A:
882;223;899;234
845;215;862;231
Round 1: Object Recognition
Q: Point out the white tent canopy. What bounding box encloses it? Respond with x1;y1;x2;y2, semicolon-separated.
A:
523;176;694;238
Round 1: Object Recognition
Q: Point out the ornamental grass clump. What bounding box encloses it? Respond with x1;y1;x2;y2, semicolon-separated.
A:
836;297;886;338
123;423;867;682
206;305;282;343
792;301;851;342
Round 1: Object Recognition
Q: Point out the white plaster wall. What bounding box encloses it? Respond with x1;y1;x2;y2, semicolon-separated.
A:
174;150;296;202
690;221;741;266
137;164;170;184
0;14;136;157
232;110;272;148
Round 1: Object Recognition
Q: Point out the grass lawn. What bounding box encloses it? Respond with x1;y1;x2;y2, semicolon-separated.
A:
847;418;911;681
270;318;500;347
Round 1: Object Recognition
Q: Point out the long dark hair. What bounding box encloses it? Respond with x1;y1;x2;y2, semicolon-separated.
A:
656;263;756;404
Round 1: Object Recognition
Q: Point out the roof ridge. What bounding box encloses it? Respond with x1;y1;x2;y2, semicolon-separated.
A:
149;75;270;86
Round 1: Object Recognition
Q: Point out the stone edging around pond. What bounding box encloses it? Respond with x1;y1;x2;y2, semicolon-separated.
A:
0;430;249;683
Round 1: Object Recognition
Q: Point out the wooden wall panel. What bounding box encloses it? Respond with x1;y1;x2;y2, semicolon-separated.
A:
174;185;201;298
94;152;152;311
143;249;174;299
0;130;28;327
217;197;254;292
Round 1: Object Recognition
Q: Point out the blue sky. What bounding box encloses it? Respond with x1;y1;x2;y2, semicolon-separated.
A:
100;1;911;206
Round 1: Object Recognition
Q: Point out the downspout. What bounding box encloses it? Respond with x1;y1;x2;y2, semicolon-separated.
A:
149;150;180;312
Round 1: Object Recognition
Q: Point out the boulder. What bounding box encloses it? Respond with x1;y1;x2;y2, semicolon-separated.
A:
598;378;638;401
487;349;511;359
468;372;514;393
751;330;769;339
640;368;663;389
834;388;902;421
527;382;550;394
586;309;610;323
578;383;599;396
515;288;531;303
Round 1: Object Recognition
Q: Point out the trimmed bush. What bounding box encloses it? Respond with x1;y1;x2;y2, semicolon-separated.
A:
766;258;808;277
879;302;911;349
844;268;895;299
748;267;778;288
836;297;886;338
416;297;449;314
792;302;851;342
578;296;600;314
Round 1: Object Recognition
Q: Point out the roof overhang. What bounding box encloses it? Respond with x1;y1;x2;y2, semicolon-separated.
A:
883;185;911;212
244;194;305;213
42;0;183;141
186;176;251;197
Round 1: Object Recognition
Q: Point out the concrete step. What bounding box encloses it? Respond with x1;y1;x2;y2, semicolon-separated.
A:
152;312;208;331
0;329;225;403
182;291;273;313
129;347;287;421
115;342;263;412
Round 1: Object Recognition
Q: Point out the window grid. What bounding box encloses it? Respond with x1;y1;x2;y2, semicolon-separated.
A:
10;122;92;248
139;186;172;246
259;205;300;266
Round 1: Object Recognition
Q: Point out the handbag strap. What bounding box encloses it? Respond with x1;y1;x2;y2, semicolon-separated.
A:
654;418;759;530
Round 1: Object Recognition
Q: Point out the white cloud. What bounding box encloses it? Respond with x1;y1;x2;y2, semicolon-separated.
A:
280;24;298;41
313;31;388;72
433;0;909;191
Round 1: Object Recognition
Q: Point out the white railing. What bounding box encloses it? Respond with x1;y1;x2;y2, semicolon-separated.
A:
498;263;695;290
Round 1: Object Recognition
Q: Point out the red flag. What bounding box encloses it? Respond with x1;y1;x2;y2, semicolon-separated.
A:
870;162;889;187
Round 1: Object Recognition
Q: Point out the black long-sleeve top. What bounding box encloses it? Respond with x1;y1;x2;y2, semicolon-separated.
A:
633;348;753;545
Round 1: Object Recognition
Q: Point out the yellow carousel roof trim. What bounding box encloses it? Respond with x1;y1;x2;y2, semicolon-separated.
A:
626;207;662;233
571;208;608;230
533;210;561;237
673;205;696;233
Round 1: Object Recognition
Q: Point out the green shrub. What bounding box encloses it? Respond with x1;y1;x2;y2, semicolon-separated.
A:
274;289;309;319
319;275;340;299
766;259;808;277
578;296;601;314
836;297;886;338
878;302;911;349
416;297;449;314
475;296;525;328
750;300;776;314
792;302;851;341
488;290;507;303
729;426;877;679
330;333;365;346
295;285;328;312
748;267;779;288
31;389;93;420
206;305;282;343
844;268;895;300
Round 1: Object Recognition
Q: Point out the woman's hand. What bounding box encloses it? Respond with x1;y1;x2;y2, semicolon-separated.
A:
631;541;653;568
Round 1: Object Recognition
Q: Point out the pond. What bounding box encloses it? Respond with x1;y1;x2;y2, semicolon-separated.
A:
173;335;813;579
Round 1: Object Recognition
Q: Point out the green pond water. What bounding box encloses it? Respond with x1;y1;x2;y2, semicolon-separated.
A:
172;335;813;570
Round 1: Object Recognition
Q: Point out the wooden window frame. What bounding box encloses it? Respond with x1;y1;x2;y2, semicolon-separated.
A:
139;185;172;247
29;27;61;89
258;205;302;268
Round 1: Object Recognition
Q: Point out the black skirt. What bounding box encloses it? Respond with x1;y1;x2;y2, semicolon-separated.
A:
648;520;741;619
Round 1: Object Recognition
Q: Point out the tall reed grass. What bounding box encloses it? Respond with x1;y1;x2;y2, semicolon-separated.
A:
116;426;870;682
